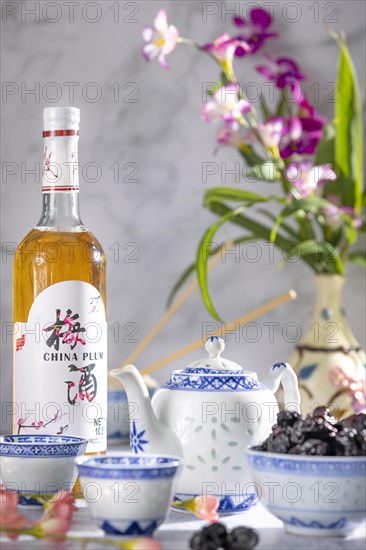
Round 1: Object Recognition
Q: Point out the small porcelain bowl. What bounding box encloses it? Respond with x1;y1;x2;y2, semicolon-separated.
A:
76;453;182;536
0;434;87;506
246;447;366;537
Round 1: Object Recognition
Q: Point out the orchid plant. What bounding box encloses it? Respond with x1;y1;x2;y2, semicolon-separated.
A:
142;9;365;320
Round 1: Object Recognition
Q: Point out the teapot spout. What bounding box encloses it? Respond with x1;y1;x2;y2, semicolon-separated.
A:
263;362;301;414
110;365;183;458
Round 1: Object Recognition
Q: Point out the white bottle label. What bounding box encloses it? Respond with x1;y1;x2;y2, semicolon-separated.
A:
14;281;107;453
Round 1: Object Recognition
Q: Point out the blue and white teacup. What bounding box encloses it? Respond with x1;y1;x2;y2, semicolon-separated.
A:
76;453;182;535
0;434;87;506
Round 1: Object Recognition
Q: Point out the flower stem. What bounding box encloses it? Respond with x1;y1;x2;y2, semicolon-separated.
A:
0;527;156;549
177;37;199;47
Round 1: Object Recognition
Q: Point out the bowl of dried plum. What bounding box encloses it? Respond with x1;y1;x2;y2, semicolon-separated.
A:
245;407;366;537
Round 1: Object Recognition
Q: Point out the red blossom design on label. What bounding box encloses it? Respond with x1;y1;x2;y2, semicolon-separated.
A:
43;309;86;351
43;146;59;179
16;335;25;351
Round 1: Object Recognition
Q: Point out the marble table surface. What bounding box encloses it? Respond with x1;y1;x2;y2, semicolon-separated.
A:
1;499;365;550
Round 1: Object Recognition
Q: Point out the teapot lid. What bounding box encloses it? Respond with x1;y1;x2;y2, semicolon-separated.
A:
162;337;266;392
184;337;244;373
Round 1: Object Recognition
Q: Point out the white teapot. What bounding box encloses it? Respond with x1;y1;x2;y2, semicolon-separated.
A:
112;337;301;513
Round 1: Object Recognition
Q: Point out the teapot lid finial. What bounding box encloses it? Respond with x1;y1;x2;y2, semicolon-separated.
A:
205;336;225;358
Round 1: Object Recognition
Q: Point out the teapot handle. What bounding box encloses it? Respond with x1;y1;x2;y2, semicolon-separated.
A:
263;362;301;414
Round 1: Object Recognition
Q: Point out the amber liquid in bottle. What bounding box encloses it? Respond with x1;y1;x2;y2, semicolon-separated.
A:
13;108;107;476
14;229;106;325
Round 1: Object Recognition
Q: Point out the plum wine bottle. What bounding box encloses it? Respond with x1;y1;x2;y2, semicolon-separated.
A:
13;107;107;453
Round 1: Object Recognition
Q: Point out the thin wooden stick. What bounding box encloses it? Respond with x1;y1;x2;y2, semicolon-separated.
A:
141;290;297;376
122;240;235;366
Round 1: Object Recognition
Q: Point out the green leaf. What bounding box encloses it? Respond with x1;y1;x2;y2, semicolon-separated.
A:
206;201;294;248
207;81;224;95
348;250;366;268
260;95;272;120
205;200;306;260
276;90;287;116
315;123;336;166
315;123;339;198
166;234;258;308
258;208;301;240
324;224;343;250
270;197;332;243
245;162;282;182
166;263;196;309
220;71;231;86
285;240;344;274
205;187;272;206
205;200;343;274
335;36;364;214
238;147;266;167
196;207;246;320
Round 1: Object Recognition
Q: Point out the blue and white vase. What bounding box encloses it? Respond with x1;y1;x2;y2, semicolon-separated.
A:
288;274;365;418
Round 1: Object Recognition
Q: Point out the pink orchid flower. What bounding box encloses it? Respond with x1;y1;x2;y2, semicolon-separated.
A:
0;487;31;540
190;495;220;522
280;116;324;158
233;8;277;55
35;517;70;541
322;195;362;229
34;491;77;541
0;486;18;515
142;9;179;69
173;495;220;522
251;117;285;149
286;161;336;198
256;55;305;89
129;538;163;550
42;490;78;522
330;366;366;413
202;83;251;124
289;82;327;125
202;33;250;67
216;121;247;149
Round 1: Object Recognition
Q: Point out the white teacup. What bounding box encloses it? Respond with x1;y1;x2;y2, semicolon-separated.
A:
76;453;182;536
0;434;87;506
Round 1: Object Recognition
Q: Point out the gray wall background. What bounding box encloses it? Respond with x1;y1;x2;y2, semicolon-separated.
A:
1;1;365;432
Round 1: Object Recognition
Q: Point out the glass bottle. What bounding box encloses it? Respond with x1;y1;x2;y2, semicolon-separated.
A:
13;107;107;453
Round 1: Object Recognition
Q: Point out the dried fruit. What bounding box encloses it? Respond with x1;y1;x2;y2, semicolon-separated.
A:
226;527;259;550
289;438;330;456
334;427;360;456
312;406;338;425
189;523;259;550
257;411;366;456
266;425;292;454
276;410;301;428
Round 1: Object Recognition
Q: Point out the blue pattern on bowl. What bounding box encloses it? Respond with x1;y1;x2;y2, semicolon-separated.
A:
101;519;160;535
0;435;87;457
77;455;181;480
247;451;366;477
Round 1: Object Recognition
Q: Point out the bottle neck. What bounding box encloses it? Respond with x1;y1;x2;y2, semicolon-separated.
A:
37;129;84;229
36;192;84;229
